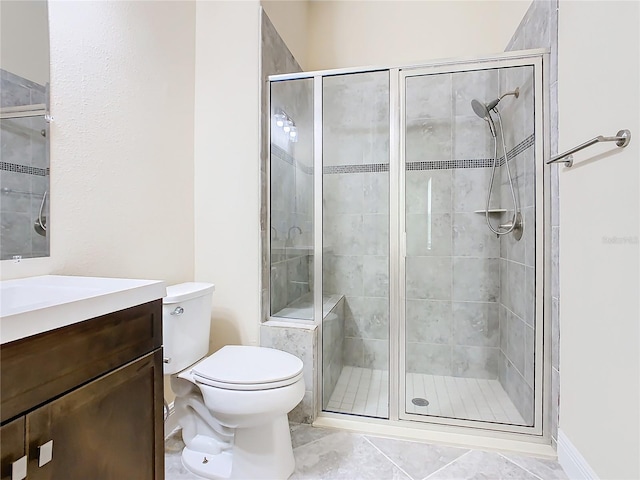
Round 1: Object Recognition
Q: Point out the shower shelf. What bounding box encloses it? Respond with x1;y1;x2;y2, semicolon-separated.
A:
473;209;507;214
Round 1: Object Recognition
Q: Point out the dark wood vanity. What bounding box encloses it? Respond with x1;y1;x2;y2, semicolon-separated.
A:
0;300;164;480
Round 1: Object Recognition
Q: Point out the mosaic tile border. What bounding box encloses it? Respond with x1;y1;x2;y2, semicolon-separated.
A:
271;133;534;175
325;134;535;174
0;162;48;176
324;163;390;174
502;134;535;165
406;158;489;172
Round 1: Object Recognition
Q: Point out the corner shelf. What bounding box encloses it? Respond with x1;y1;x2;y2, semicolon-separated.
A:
473;209;507;214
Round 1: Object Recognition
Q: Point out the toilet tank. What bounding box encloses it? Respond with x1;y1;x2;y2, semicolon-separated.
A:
162;282;215;375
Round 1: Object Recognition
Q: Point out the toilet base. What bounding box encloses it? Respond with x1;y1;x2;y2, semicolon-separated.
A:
182;447;232;479
181;415;295;480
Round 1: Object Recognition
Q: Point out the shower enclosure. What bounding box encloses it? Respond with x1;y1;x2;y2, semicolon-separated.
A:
268;50;549;436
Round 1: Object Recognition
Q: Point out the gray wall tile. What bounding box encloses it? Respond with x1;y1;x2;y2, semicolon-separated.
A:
452;302;499;347
406;343;452;375
406;213;452;257
406;170;452;215
362;255;389;298
452;257;499;302
452;212;500;257
406;299;452;344
452;346;499;379
407;256;452;301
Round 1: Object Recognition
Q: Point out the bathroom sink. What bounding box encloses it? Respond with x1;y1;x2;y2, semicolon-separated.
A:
0;275;166;344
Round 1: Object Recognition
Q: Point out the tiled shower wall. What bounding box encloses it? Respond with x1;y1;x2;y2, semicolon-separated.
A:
0;68;49;260
322;296;345;408
322;71;390;374
260;10;303;322
260;10;316;424
505;0;560;444
404;70;503;380
496;65;536;425
269;78;314;315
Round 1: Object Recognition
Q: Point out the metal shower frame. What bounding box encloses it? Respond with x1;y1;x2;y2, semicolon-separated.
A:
267;48;552;445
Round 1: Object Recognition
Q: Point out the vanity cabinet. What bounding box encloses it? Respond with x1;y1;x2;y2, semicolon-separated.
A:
0;300;164;480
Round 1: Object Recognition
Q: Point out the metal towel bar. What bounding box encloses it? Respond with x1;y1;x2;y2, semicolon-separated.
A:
547;129;631;167
0;103;50;121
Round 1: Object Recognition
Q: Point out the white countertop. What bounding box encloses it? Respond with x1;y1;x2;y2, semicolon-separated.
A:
0;275;166;345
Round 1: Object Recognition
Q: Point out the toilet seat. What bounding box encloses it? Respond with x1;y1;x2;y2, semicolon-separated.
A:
192;345;304;391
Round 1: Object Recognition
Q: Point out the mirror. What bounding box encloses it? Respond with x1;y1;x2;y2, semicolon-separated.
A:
0;0;50;260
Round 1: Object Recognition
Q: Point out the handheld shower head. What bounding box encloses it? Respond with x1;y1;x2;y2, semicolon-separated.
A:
471;98;497;138
471;99;489;120
471;87;519;138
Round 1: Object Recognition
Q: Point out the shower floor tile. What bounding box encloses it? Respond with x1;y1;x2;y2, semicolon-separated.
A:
326;366;389;417
405;373;526;424
326;368;525;425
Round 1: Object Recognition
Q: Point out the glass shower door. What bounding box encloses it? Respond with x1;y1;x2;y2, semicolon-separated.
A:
401;63;538;427
321;71;390;418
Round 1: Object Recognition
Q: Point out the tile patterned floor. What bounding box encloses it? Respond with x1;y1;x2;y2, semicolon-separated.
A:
166;423;569;480
325;367;525;425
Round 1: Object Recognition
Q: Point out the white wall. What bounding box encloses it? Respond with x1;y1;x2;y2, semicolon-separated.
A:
306;0;531;70
1;1;196;286
193;1;262;352
558;1;640;478
261;0;310;70
0;0;49;85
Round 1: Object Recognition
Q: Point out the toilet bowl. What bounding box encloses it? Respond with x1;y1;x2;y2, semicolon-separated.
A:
163;283;305;480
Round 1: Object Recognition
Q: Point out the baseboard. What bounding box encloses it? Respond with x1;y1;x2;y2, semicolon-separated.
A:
557;429;599;479
164;401;179;439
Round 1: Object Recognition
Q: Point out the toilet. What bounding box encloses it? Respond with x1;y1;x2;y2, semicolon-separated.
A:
163;283;305;480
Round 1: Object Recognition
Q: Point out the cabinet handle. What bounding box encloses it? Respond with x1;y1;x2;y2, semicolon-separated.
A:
11;455;27;480
38;440;54;467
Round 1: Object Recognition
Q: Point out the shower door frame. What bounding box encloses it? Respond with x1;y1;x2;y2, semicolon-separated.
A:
397;53;549;436
267;48;552;442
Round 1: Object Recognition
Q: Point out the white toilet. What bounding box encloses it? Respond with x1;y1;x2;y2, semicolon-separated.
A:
163;283;305;480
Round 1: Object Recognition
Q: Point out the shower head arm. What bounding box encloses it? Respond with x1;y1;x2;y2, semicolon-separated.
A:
500;87;520;100
487;87;520;111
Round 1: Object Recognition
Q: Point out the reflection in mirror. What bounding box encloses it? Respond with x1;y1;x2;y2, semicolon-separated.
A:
0;0;50;260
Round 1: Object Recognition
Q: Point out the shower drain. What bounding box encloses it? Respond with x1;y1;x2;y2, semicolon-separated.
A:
411;397;430;407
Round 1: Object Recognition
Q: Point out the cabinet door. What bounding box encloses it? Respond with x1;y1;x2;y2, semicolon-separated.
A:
26;350;164;480
1;417;26;480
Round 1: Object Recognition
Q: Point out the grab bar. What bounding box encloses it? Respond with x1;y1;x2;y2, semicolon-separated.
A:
547;129;631;167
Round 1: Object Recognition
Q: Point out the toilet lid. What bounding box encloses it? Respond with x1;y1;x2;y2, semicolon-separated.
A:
192;345;304;391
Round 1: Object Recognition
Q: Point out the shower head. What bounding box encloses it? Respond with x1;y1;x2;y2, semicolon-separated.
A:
471;87;519;138
471;98;497;138
471;98;490;120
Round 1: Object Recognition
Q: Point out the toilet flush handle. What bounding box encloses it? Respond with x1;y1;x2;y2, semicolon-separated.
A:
171;306;184;316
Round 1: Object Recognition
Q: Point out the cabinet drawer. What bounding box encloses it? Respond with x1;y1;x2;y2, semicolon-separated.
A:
0;300;161;423
0;417;25;480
